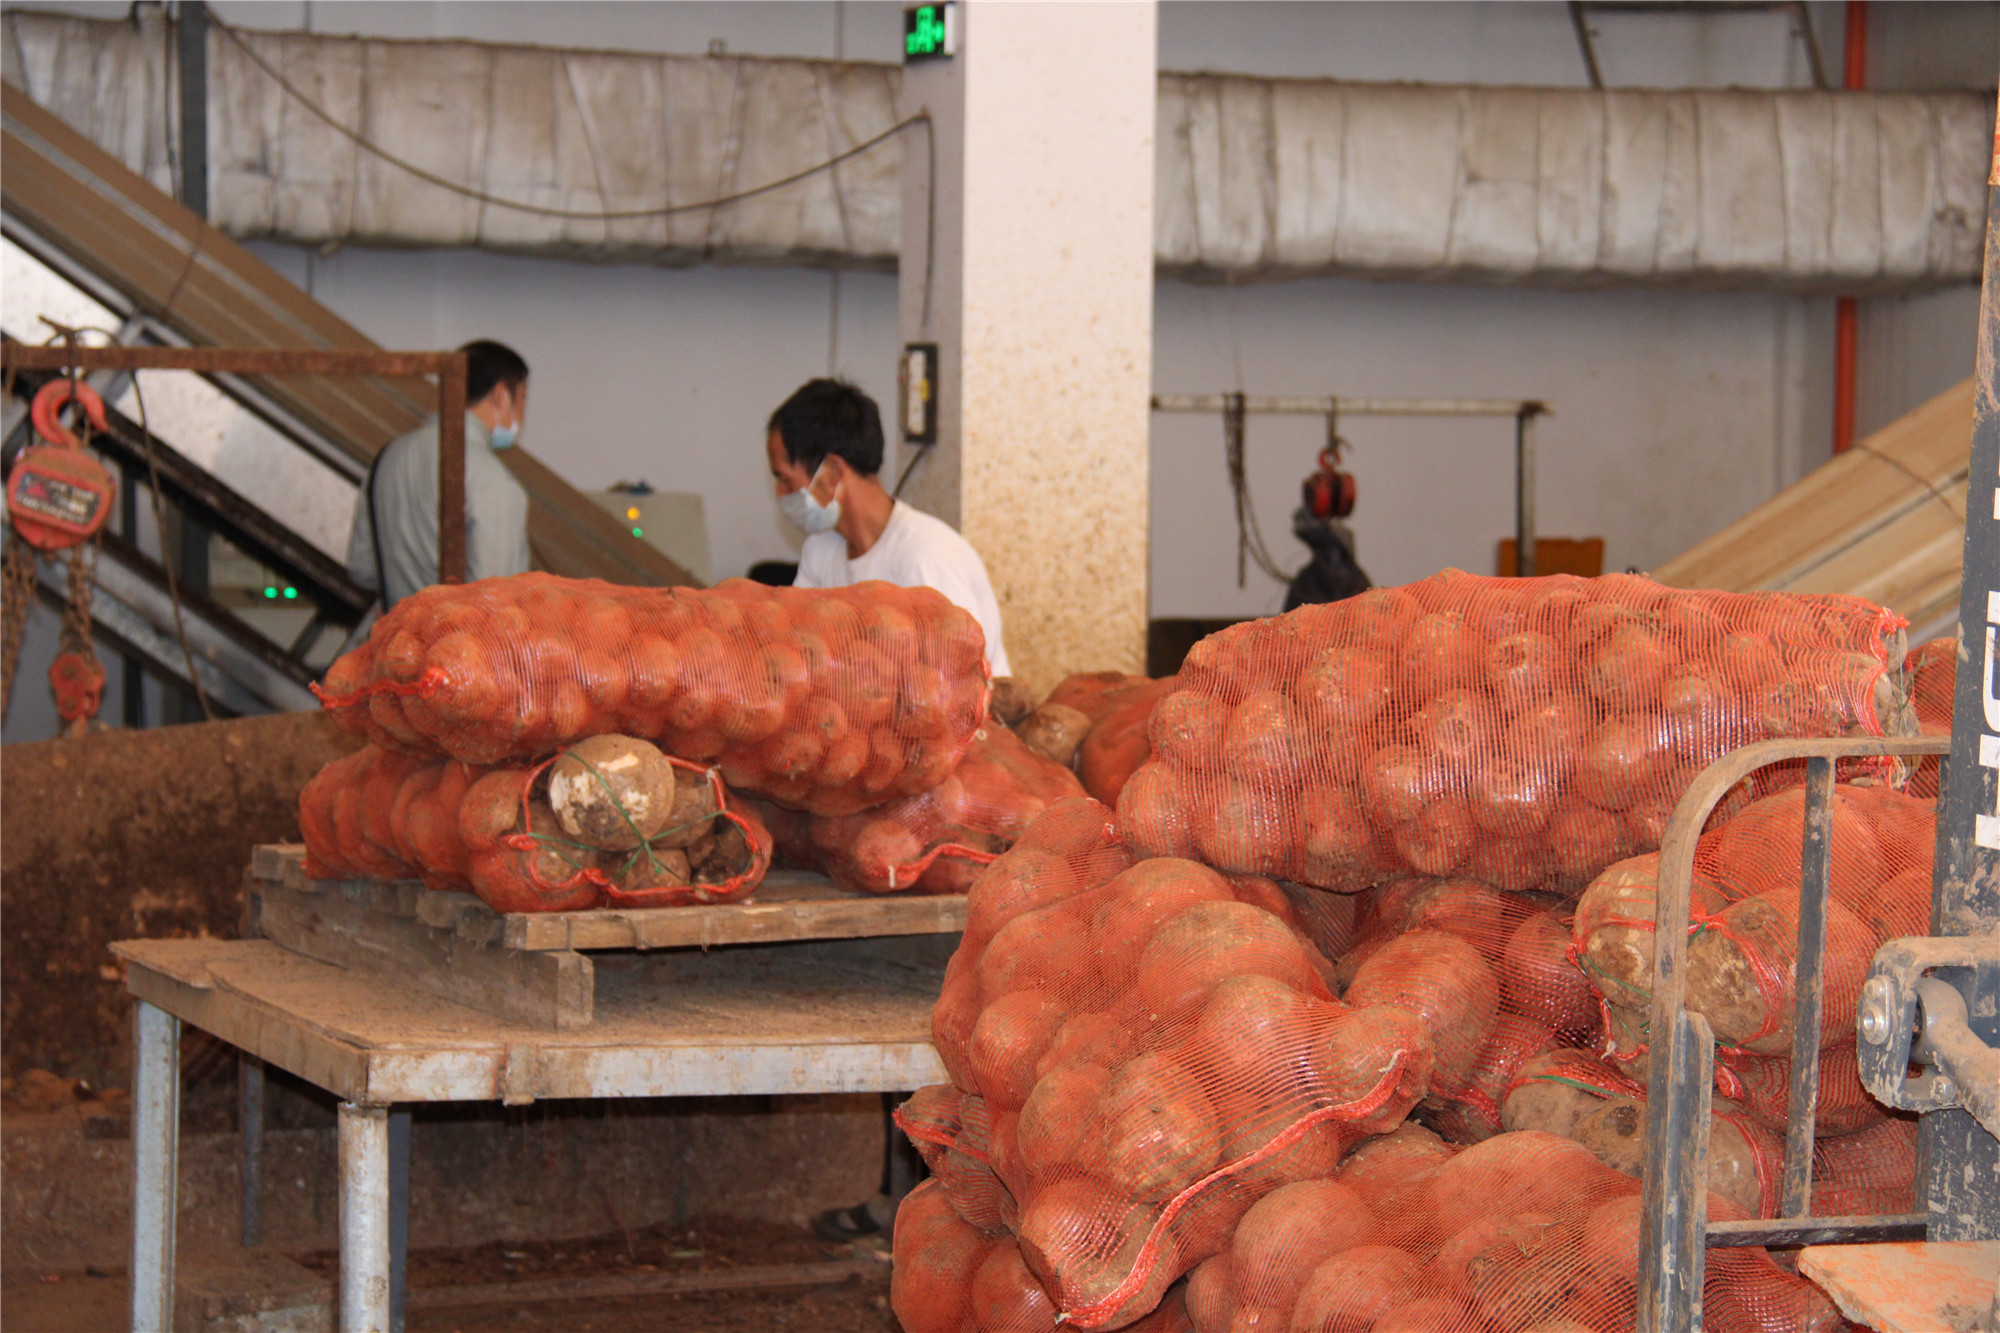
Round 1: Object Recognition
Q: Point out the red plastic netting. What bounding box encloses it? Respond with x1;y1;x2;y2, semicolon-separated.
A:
1177;1126;1842;1333
299;739;770;912
1572;783;1934;1062
1078;677;1177;807
314;573;991;815
1905;636;1954;798
1117;571;1908;897
753;725;1087;894
1321;878;1602;1144
904;798;1435;1328
891;1178;1196;1332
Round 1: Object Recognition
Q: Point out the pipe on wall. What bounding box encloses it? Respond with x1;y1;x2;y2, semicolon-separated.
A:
1833;0;1867;455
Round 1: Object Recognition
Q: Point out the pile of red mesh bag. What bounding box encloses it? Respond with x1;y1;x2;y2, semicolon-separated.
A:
299;737;772;912
316;574;992;814
1007;672;1177;806
895;798;1436;1330
754;725;1089;895
1118;571;1908;896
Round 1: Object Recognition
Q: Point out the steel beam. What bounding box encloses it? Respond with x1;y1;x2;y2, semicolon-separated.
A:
131;1001;181;1333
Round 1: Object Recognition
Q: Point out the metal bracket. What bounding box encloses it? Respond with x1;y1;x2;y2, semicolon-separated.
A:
1856;931;2000;1138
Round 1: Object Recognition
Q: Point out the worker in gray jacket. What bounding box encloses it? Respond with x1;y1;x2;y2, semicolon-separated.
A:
347;340;533;608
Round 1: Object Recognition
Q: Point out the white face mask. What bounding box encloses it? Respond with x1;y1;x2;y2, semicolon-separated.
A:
777;461;841;533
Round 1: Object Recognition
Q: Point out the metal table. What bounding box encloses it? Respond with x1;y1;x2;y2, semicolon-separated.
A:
116;935;947;1333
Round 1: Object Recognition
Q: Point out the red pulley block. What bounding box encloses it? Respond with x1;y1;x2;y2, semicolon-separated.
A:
49;650;105;722
1300;446;1357;520
8;381;115;552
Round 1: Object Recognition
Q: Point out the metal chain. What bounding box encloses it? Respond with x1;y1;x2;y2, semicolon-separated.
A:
0;529;37;713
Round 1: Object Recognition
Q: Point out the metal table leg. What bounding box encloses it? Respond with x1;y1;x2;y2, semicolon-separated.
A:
338;1103;392;1333
389;1107;410;1333
240;1055;265;1246
131;1000;181;1333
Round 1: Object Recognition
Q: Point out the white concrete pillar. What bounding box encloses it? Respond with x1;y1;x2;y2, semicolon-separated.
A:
900;0;1157;692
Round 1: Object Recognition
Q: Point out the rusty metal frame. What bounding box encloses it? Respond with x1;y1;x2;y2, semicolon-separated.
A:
1634;733;1950;1333
1;343;471;583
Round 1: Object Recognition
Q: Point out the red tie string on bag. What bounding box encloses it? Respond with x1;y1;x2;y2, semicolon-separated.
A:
312;574;992;816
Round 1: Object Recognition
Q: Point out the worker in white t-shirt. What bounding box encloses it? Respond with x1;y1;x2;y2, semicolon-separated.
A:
765;378;1012;677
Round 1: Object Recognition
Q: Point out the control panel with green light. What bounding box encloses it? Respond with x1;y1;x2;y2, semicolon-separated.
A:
904;3;957;61
590;487;712;585
262;584;300;601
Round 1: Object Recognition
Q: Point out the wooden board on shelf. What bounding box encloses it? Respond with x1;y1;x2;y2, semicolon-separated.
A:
251;844;967;954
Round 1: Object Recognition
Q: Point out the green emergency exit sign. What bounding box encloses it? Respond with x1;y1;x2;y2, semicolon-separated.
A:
904;3;957;61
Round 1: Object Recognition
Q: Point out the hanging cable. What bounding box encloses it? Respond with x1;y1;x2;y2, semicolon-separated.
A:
1224;392;1291;588
212;17;927;224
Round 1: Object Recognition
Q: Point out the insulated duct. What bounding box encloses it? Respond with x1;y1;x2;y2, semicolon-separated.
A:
3;11;1988;293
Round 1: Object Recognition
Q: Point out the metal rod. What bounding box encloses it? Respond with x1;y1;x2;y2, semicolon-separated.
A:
1516;408;1537;577
0;345;465;377
1569;0;1605;88
435;356;467;586
176;1;208;220
1638;1008;1714;1333
1705;1213;1928;1249
1783;755;1835;1218
240;1056;264;1247
1151;393;1547;417
339;1102;392;1333
389;1108;411;1333
131;1000;181;1333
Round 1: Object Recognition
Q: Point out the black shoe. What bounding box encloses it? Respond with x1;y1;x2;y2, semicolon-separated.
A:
812;1195;894;1242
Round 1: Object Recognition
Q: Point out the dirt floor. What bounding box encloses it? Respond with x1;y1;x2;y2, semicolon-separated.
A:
3;1218;902;1333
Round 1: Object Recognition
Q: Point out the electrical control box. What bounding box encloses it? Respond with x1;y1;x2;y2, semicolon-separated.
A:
591;488;712;586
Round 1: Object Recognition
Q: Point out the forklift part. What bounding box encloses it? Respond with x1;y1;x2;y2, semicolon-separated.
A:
48;648;105;723
1855;933;2000;1140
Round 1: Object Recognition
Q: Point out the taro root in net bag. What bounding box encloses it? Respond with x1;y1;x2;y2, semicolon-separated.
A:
1573;783;1934;1062
753;724;1088;895
910;797;1434;1329
1118;570;1907;896
1905;635;1954;798
1180;1126;1840;1333
1077;676;1177;807
316;574;991;815
300;740;771;913
1319;877;1600;1142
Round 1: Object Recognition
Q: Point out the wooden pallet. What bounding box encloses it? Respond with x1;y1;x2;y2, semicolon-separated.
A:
247;844;964;1031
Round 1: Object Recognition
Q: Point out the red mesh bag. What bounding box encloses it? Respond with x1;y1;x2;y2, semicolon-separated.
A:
1716;1041;1887;1138
1810;1114;1919;1216
299;741;771;912
1574;784;1934;1060
754;725;1087;894
1181;1127;1838;1333
1078;677;1177;807
889;1175;1196;1333
315;573;991;814
1905;636;1953;798
908;798;1435;1328
1118;571;1908;897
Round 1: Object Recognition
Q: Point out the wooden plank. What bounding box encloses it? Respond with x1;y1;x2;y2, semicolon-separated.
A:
1653;378;1972;618
1797;1240;1999;1333
114;938;948;1103
250;843;301;884
499;882;968;951
255;884;594;1030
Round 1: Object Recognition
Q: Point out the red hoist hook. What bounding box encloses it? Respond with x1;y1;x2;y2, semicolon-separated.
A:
4;377;116;730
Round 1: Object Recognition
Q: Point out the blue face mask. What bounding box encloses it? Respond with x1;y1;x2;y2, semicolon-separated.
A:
489;422;519;450
778;463;841;533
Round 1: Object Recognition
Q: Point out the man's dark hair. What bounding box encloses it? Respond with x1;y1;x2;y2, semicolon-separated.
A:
459;340;529;405
768;378;884;477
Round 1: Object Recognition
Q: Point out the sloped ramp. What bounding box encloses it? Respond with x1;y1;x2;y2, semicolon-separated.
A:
1652;379;1971;636
1;81;691;588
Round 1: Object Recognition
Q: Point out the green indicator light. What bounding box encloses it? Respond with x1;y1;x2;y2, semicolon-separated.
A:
632;526;644;538
284;587;298;600
904;4;951;59
264;587;277;599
